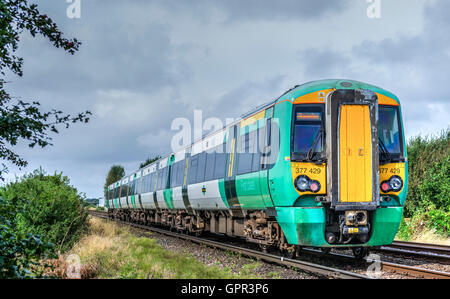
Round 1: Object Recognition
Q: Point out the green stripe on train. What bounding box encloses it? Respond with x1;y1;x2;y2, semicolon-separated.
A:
131;195;136;209
164;188;174;209
218;179;230;209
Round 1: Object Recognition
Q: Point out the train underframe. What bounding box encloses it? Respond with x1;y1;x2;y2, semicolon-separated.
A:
107;207;371;258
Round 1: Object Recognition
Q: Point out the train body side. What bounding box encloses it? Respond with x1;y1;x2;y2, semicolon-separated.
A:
105;79;408;250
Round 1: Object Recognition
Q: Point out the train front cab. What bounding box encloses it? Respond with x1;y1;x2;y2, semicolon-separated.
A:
276;86;406;249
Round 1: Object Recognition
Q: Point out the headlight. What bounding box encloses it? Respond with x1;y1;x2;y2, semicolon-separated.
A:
389;176;403;191
380;176;403;193
294;176;321;193
295;175;310;192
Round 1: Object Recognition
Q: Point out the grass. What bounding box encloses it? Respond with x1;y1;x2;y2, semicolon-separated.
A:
395;216;450;245
66;217;263;279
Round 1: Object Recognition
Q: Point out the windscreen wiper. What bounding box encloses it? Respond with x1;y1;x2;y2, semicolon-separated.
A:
307;128;324;161
378;137;391;161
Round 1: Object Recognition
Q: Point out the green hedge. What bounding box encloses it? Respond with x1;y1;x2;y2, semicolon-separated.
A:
0;169;88;277
403;129;449;237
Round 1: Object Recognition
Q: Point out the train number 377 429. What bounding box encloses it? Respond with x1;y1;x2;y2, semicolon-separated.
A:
380;168;401;174
295;167;322;175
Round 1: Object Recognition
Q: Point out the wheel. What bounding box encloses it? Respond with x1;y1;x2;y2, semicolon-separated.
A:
284;248;297;259
319;247;331;254
259;244;268;254
352;247;369;259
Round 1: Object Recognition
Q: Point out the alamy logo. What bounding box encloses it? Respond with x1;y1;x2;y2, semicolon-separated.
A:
170;110;280;164
366;253;382;277
367;0;381;19
66;0;81;19
66;254;81;279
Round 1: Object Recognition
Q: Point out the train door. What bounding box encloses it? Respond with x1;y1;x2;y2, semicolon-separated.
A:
327;88;379;210
339;105;373;203
224;125;241;214
259;110;276;208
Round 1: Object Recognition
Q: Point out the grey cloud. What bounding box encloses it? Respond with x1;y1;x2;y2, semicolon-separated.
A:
15;19;185;94
299;49;352;79
157;0;349;22
350;0;450;102
210;75;286;119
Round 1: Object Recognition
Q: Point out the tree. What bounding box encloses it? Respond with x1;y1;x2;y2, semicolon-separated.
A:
0;0;91;179
139;155;161;169
104;165;125;198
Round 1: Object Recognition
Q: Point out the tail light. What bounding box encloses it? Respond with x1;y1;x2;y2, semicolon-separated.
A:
309;181;320;193
381;182;390;192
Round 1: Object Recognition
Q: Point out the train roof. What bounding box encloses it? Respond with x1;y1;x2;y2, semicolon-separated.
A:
278;79;400;105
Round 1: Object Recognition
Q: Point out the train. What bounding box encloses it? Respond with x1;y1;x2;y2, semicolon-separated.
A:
105;79;408;258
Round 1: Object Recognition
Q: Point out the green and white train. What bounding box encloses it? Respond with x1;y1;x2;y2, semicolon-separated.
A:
105;79;408;258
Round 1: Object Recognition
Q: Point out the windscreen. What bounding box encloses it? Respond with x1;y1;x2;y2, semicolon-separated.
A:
291;104;325;160
378;105;402;156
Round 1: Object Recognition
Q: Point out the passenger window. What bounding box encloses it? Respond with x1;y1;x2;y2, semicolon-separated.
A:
176;160;184;186
205;152;215;181
141;176;146;193
145;175;150;193
188;155;198;184
171;162;178;188
237;133;253;175
162;168;167;189
163;167;169;189
196;152;207;183
120;184;126;197
214;145;227;179
149;173;154;192
155;171;160;190
157;169;163;190
136;178;141;194
129;180;135;195
251;129;261;172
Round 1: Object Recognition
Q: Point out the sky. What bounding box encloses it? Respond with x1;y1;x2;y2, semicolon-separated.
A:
2;0;449;198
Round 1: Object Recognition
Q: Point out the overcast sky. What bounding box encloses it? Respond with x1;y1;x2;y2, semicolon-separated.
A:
3;0;449;198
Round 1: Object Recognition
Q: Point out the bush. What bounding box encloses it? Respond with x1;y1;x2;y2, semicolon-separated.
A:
1;169;88;254
396;209;450;241
425;208;450;236
0;196;54;278
405;129;449;216
418;155;450;213
396;217;412;240
401;129;449;238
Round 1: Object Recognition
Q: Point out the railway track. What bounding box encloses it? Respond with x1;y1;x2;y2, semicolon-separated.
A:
88;210;450;279
377;241;450;261
323;251;450;279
